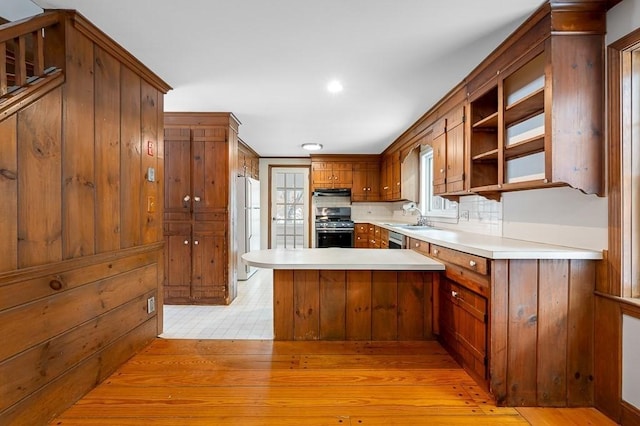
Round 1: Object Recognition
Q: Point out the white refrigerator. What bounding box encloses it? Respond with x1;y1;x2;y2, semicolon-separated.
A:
236;176;261;280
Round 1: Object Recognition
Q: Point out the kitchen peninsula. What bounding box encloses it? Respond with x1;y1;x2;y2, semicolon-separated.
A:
242;248;444;341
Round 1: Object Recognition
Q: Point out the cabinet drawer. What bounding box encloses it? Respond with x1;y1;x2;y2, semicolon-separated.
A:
408;238;429;256
430;244;488;275
355;223;369;235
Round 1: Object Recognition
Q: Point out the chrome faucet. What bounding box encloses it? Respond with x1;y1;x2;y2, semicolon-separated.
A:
402;202;432;227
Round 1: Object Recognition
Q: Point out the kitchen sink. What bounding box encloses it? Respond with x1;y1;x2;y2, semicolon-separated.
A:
393;224;434;230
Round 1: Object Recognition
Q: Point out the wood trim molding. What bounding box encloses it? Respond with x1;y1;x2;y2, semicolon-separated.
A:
65;10;172;93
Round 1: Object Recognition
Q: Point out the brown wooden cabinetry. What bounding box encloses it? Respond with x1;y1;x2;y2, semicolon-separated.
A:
379;151;403;201
352;161;381;201
163;112;239;305
432;104;466;196
311;161;352;189
354;223;369;248
467;14;604;196
237;139;259;180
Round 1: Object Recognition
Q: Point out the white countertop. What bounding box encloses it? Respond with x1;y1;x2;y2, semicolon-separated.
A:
242;248;445;270
363;220;603;260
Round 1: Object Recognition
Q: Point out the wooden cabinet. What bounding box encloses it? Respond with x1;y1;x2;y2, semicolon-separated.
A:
439;278;488;384
163;112;239;305
352;161;381;201
468;25;604;196
311;161;352;189
431;104;466;196
379;228;389;249
380;150;406;201
354;223;369;248
238;139;259;180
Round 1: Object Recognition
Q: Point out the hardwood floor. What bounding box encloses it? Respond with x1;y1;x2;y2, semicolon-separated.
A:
51;340;616;425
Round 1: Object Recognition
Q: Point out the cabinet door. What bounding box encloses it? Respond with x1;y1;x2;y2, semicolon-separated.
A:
332;163;353;188
164;223;192;302
352;164;368;201
432;132;447;194
446;107;465;193
391;152;401;199
191;225;227;301
454;284;487;381
192;129;228;218
312;162;332;187
367;163;381;200
164;128;192;221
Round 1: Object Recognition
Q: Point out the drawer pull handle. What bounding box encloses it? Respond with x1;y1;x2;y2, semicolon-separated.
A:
469;260;477;267
49;279;63;291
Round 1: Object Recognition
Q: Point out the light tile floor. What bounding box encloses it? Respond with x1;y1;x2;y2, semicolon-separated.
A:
161;268;274;340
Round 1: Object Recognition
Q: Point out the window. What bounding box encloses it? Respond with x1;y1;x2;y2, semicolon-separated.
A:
420;145;458;219
608;27;640;298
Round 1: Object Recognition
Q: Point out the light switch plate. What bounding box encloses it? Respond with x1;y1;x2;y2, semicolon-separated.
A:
147;167;155;182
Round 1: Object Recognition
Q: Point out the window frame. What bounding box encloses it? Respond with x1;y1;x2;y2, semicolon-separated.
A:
419;145;458;220
608;27;640;298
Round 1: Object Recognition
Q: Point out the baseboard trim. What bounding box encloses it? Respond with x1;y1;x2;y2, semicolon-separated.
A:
622;400;640;426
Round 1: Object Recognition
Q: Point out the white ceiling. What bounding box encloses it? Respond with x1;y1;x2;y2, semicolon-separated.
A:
6;0;543;157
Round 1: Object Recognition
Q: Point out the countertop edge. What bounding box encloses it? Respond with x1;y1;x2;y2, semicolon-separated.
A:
359;220;604;260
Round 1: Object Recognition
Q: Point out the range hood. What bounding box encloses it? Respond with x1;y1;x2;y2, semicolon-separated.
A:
312;188;351;197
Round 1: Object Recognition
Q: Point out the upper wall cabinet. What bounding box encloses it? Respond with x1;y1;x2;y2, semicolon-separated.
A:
311;161;353;190
466;2;606;196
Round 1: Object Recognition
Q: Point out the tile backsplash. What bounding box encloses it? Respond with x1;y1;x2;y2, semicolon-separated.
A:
321;185;606;251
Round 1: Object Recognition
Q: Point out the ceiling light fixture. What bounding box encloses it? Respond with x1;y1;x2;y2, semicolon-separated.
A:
301;143;323;151
327;80;343;93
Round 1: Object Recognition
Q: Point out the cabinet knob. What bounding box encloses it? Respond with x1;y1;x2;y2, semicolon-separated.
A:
183;240;189;245
194;196;201;202
415;242;419;248
194;240;199;245
433;248;439;255
451;290;458;298
469;260;477;267
440;169;444;174
183;195;191;202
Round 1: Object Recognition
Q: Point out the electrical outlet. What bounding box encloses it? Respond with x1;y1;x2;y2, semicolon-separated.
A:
460;210;470;221
147;296;156;313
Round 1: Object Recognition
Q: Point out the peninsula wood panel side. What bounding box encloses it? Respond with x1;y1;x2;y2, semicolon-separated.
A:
273;269;436;341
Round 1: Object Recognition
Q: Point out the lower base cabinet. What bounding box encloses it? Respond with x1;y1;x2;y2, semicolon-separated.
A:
438;277;487;384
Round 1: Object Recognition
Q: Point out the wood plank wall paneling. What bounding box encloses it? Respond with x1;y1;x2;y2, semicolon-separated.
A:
17;86;62;268
372;271;399;340
346;270;372;340
0;12;167;424
1;318;157;426
94;46;121;254
273;270;294;340
397;271;426;340
568;260;595;406
294;270;321;340
63;24;95;259
319;270;347;340
141;80;159;244
537;260;569;406
506;260;539;406
594;295;622;419
120;66;142;249
0;115;17;271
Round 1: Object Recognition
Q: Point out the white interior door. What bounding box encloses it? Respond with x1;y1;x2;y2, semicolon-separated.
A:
270;167;310;248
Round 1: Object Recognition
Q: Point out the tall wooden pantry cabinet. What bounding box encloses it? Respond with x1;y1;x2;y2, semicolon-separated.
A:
163;112;239;305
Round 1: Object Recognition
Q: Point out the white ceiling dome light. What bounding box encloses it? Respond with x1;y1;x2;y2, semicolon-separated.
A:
301;143;323;151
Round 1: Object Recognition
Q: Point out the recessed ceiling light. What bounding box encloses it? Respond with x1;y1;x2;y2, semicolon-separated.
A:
327;80;343;93
301;143;323;151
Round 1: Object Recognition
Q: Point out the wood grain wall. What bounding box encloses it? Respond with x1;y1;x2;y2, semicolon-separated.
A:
0;12;169;425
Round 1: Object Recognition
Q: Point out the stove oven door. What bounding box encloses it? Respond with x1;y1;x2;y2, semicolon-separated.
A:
315;229;354;248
